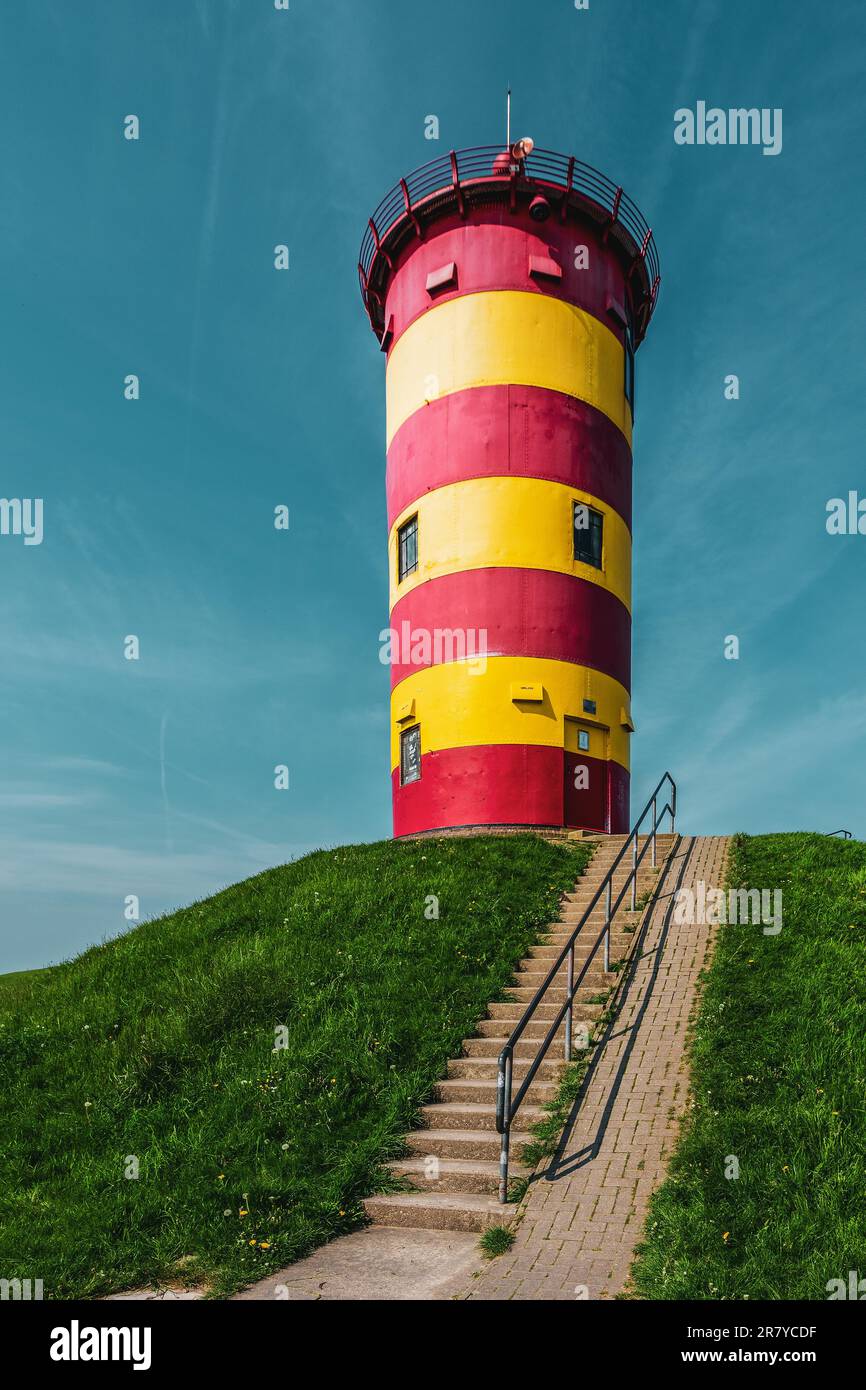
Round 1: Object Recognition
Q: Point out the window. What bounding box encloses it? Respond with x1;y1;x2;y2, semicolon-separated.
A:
577;729;591;752
583;698;597;715
398;515;418;582
400;724;421;785
573;502;603;569
624;315;635;416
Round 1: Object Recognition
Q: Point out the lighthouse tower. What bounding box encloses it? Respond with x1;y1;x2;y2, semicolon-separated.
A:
359;142;660;837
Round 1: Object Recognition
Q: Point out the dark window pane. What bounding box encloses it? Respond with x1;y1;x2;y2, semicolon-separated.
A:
624;317;635;415
400;725;421;784
398;515;418;581
573;503;603;569
583;699;597;715
625;341;635;413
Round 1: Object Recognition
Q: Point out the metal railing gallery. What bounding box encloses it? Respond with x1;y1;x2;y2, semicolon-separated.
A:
495;772;677;1202
358;145;661;341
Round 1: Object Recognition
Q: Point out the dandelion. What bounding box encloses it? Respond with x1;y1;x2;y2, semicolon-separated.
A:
260;1241;271;1249
722;1231;730;1243
218;1174;225;1181
249;1239;257;1247
239;1208;249;1217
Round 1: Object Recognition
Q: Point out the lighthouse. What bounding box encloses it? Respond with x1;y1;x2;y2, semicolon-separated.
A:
359;141;660;837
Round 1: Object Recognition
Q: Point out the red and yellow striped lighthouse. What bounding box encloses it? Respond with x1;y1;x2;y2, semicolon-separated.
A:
359;143;660;837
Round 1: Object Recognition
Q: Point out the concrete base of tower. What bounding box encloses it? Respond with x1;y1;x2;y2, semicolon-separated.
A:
391;744;629;838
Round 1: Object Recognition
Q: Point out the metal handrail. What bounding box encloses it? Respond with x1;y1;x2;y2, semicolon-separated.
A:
495;772;677;1201
358;145;660;342
827;829;852;839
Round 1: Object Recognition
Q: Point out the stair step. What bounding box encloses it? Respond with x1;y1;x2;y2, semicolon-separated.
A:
559;907;650;921
485;1001;604;1024
418;1101;547;1132
529;941;633;957
513;969;624;988
510;1015;605;1039
463;1035;586;1058
489;1000;603;1023
568;874;659;890
363;1191;517;1233
528;929;634;943
387;1156;528;1194
403;1128;536;1161
565;869;663;889
434;1077;559;1105
448;1055;565;1081
504;981;615;1002
517;949;629;972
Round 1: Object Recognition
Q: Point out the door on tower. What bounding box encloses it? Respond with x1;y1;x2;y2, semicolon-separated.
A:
563;717;610;833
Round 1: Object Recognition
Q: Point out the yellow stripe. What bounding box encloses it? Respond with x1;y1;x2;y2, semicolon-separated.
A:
386;290;631;448
390;658;631;771
389;476;631;613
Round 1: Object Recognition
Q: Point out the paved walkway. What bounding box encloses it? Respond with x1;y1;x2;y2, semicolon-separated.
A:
458;835;729;1301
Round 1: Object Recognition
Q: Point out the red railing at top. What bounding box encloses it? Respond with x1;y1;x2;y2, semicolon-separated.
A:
358;145;660;331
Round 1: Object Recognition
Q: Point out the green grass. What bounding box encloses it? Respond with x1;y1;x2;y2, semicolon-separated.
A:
630;832;866;1300
479;1225;515;1258
0;967;52;1009
0;834;590;1299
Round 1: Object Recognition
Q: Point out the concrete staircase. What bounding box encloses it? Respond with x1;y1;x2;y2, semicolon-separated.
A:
363;831;678;1234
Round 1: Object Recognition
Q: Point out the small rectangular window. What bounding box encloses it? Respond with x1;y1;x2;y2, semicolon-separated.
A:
398;515;418;582
577;729;591;752
573;503;603;569
624;317;635;415
583;699;597;715
400;724;421;785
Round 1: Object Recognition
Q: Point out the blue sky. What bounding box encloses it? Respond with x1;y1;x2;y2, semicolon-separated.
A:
2;0;864;971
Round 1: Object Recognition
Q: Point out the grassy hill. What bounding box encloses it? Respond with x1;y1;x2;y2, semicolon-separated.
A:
0;834;589;1299
0;967;53;1008
630;832;866;1300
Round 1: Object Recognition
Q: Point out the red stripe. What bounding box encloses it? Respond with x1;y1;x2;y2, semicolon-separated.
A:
392;744;630;836
388;568;630;691
384;209;632;351
386;385;632;530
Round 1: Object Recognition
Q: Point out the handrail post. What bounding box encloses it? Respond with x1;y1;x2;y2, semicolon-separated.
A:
603;879;612;973
630;833;637;911
671;779;677;834
651;797;657;868
565;945;574;1061
497;1052;513;1203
